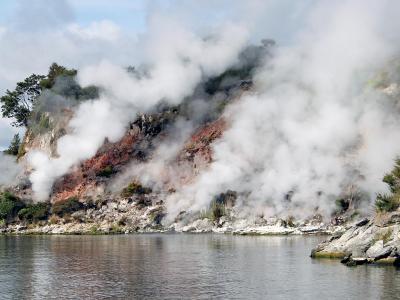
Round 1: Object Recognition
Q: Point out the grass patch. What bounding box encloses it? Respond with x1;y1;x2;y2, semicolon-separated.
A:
311;251;347;259
89;224;103;235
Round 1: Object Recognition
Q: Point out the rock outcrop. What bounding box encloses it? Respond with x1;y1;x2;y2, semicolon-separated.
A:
311;212;400;266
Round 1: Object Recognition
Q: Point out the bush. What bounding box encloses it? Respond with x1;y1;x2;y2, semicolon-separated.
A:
200;200;226;221
96;165;115;178
52;197;83;216
335;198;350;213
121;181;152;198
18;202;50;222
0;192;25;221
375;193;400;212
375;158;400;212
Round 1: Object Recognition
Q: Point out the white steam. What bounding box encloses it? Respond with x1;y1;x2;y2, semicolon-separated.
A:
0;153;22;187
28;19;249;200
165;0;400;219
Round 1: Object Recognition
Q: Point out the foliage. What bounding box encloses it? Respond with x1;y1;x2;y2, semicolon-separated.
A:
96;165;115;178
335;198;350;213
52;197;83;217
200;200;226;221
40;63;98;100
0;74;45;127
0;192;25;221
375;158;400;212
4;133;21;156
121;181;152;198
40;63;77;89
204;67;253;95
1;62;99;131
18;202;50;222
375;193;400;212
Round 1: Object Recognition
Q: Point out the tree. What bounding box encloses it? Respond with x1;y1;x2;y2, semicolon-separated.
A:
4;133;21;156
1;74;45;127
40;63;77;89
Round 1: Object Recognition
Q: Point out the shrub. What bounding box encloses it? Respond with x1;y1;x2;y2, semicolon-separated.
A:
96;165;115;178
375;158;400;212
335;198;350;213
121;181;152;198
0;192;25;221
52;197;83;216
375;193;400;212
18;202;50;222
200;200;226;221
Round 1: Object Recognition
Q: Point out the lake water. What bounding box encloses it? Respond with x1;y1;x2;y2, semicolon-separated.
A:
0;234;399;300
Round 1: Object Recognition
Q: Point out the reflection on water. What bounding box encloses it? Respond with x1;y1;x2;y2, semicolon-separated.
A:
0;234;399;299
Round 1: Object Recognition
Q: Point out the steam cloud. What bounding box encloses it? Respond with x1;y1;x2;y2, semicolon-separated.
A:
164;0;400;219
24;0;400;221
0;154;22;187
28;17;249;200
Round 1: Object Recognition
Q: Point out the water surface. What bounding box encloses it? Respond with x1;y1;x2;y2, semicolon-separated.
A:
0;234;399;299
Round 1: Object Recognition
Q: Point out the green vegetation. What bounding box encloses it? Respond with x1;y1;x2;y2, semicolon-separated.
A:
0;192;25;222
89;224;101;235
96;165;115;178
310;251;347;259
375;158;400;212
39;63;77;89
0;62;98;131
204;67;253;95
4;133;21;156
52;197;83;217
121;181;152;198
0;74;45;127
367;71;389;89
109;223;124;234
200;200;226;221
18;202;50;222
335;198;350;213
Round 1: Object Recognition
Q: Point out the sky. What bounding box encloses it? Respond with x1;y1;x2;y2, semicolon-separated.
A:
0;0;315;150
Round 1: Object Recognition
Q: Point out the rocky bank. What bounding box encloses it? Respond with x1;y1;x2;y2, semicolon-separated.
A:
311;212;400;266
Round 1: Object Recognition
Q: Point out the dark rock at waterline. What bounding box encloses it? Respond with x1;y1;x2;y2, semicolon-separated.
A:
355;218;369;227
373;247;393;261
342;257;368;266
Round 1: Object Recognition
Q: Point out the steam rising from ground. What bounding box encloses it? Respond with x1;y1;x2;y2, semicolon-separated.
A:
165;0;400;219
28;19;248;200
26;0;400;221
0;154;22;187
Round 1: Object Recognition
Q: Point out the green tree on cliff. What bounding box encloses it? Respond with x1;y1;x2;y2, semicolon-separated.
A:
0;74;45;127
4;133;21;156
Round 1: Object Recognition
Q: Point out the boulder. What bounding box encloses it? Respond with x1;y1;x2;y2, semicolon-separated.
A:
366;240;384;257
